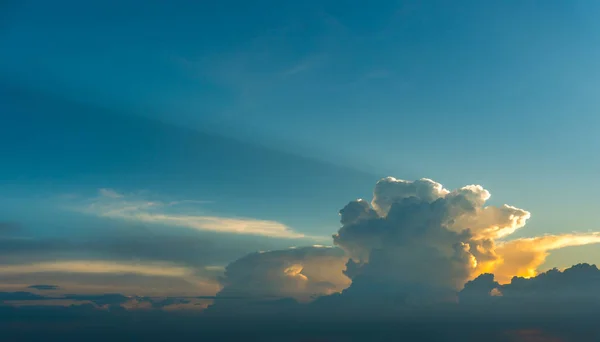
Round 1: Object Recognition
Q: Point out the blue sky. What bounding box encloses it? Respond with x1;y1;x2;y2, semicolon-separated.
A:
2;0;600;298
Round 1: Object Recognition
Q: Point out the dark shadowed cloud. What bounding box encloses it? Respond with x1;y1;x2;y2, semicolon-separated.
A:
461;263;600;307
28;285;59;291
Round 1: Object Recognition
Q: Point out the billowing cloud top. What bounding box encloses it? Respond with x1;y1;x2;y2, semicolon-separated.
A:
332;177;532;303
209;177;600;312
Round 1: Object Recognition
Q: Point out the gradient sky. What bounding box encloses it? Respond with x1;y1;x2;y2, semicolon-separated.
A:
3;0;600;298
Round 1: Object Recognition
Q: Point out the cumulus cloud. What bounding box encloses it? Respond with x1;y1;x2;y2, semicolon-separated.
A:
370;177;450;215
330;177;534;304
207;246;350;314
461;263;600;312
210;176;600;312
77;189;314;239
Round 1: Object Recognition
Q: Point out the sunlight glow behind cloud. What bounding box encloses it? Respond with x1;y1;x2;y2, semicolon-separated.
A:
494;233;600;282
209;177;600;309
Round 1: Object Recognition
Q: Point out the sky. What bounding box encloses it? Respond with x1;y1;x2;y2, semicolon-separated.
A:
3;0;600;339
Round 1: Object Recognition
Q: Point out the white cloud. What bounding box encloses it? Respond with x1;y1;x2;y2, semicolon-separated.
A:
123;213;306;239
332;177;536;302
334;177;600;305
211;246;350;305
78;189;314;239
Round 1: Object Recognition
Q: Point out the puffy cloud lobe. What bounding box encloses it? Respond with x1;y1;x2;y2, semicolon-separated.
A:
458;273;501;305
461;263;600;308
332;177;532;304
451;204;531;239
339;199;377;226
207;246;350;313
371;177;449;215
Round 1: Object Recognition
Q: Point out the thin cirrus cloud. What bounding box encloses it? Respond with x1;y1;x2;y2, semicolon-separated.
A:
0;260;193;278
0;260;222;296
76;189;315;240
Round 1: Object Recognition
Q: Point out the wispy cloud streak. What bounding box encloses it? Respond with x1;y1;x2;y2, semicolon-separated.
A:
76;189;314;239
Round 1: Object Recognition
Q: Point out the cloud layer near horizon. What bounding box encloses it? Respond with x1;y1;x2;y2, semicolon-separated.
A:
4;177;600;316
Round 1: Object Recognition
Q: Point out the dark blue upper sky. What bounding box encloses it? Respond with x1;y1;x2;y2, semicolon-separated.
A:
3;0;600;276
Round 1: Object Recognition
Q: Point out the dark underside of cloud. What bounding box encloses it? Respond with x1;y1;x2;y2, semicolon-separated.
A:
3;263;600;341
203;262;600;317
28;284;60;291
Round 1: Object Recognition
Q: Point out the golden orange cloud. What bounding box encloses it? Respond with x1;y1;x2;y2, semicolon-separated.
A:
481;233;600;283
